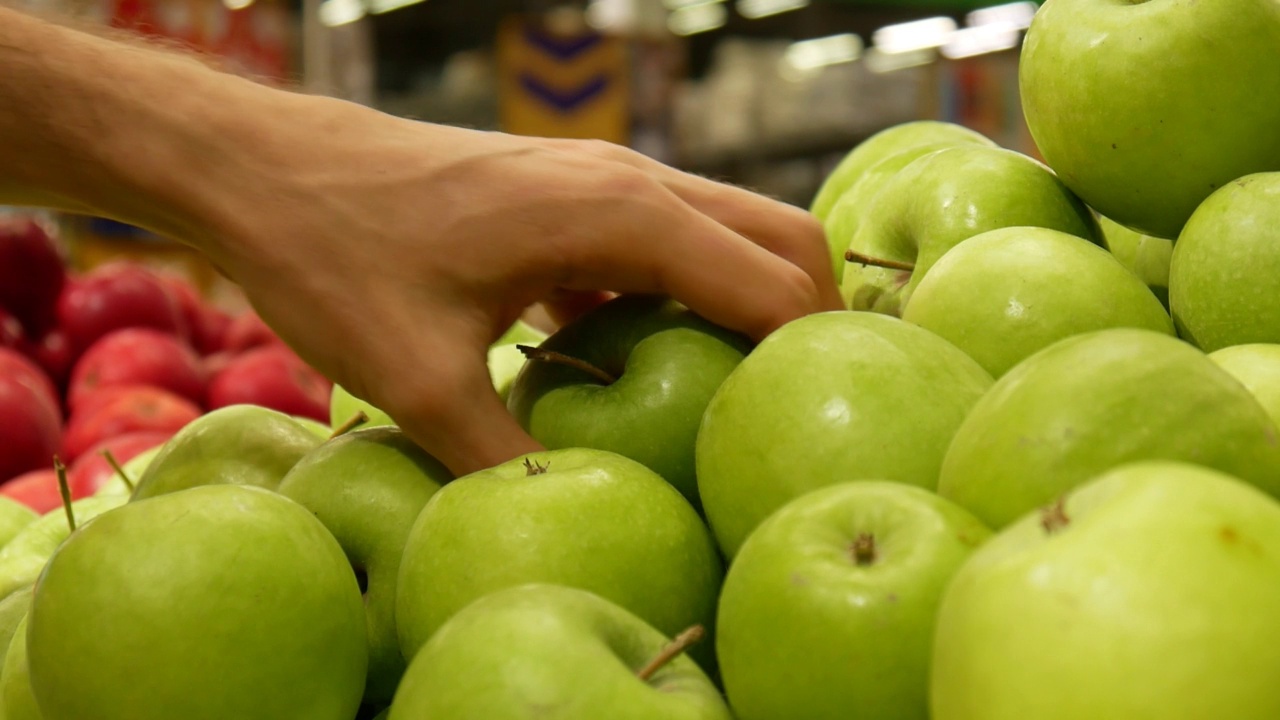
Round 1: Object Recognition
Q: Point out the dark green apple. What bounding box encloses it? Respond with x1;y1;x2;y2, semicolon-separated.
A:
938;328;1280;528
508;295;749;510
717;482;991;720
841;145;1100;317
389;584;730;720
696;312;992;557
131;404;322;500
278;427;452;705
28;484;367;720
395;448;722;671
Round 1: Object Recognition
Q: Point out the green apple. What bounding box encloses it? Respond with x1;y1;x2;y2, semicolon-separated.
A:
27;484;367;720
1096;213;1173;310
1169;173;1280;352
331;384;396;430
1209;344;1280;430
0;499;36;551
496;318;549;346
938;328;1280;529
0;587;30;661
94;443;164;498
901;227;1173;377
389;584;730;720
717;481;991;720
507;295;749;510
842;145;1100;316
278;426;452;705
932;461;1280;719
488;343;527;402
2;615;37;720
294;416;333;439
824;141;976;286
696;311;992;557
131;404;321;501
810;120;995;226
0;495;125;601
1019;0;1280;240
395;448;722;671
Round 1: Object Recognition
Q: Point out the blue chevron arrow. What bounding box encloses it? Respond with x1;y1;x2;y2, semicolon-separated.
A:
519;73;611;113
522;27;604;61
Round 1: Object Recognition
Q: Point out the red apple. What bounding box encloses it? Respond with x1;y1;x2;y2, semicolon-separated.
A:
72;384;152;420
195;306;233;356
28;327;75;388
200;351;235;382
56;262;187;352
0;373;61;483
222;309;280;353
61;386;199;462
68;328;204;408
0;347;58;414
65;430;171;498
0;308;26;353
207;344;331;422
1;468;62;514
0;216;65;336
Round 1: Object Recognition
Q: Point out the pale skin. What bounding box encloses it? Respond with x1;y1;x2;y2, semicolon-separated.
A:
0;8;841;476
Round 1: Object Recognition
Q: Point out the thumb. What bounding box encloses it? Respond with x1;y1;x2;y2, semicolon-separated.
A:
382;347;544;478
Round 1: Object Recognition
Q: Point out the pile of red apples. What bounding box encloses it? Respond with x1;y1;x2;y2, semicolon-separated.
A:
0;215;331;512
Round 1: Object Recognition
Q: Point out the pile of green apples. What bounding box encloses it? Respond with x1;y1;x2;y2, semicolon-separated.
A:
6;1;1280;718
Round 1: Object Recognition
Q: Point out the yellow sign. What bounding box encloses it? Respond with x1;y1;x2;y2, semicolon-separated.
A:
497;17;630;144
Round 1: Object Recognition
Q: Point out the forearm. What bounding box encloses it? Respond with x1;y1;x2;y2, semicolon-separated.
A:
0;8;295;261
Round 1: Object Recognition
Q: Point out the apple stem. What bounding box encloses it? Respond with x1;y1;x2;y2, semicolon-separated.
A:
516;345;617;385
101;449;135;492
637;624;705;682
851;532;877;565
1040;496;1070;535
53;456;75;533
523;458;550;476
329;411;370;440
844;249;915;272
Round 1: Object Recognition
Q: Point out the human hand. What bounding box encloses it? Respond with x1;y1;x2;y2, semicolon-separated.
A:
193;93;839;476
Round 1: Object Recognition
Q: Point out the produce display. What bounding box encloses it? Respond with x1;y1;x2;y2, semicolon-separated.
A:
0;2;1279;718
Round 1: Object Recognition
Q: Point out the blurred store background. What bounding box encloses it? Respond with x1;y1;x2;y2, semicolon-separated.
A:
4;0;1039;304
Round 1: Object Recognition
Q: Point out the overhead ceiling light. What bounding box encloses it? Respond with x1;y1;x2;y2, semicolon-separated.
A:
863;46;935;73
736;0;808;20
223;0;253;10
318;0;365;27
871;16;957;55
967;1;1038;30
664;0;721;9
784;33;863;71
367;0;424;14
668;2;727;35
940;23;1021;59
586;0;635;31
